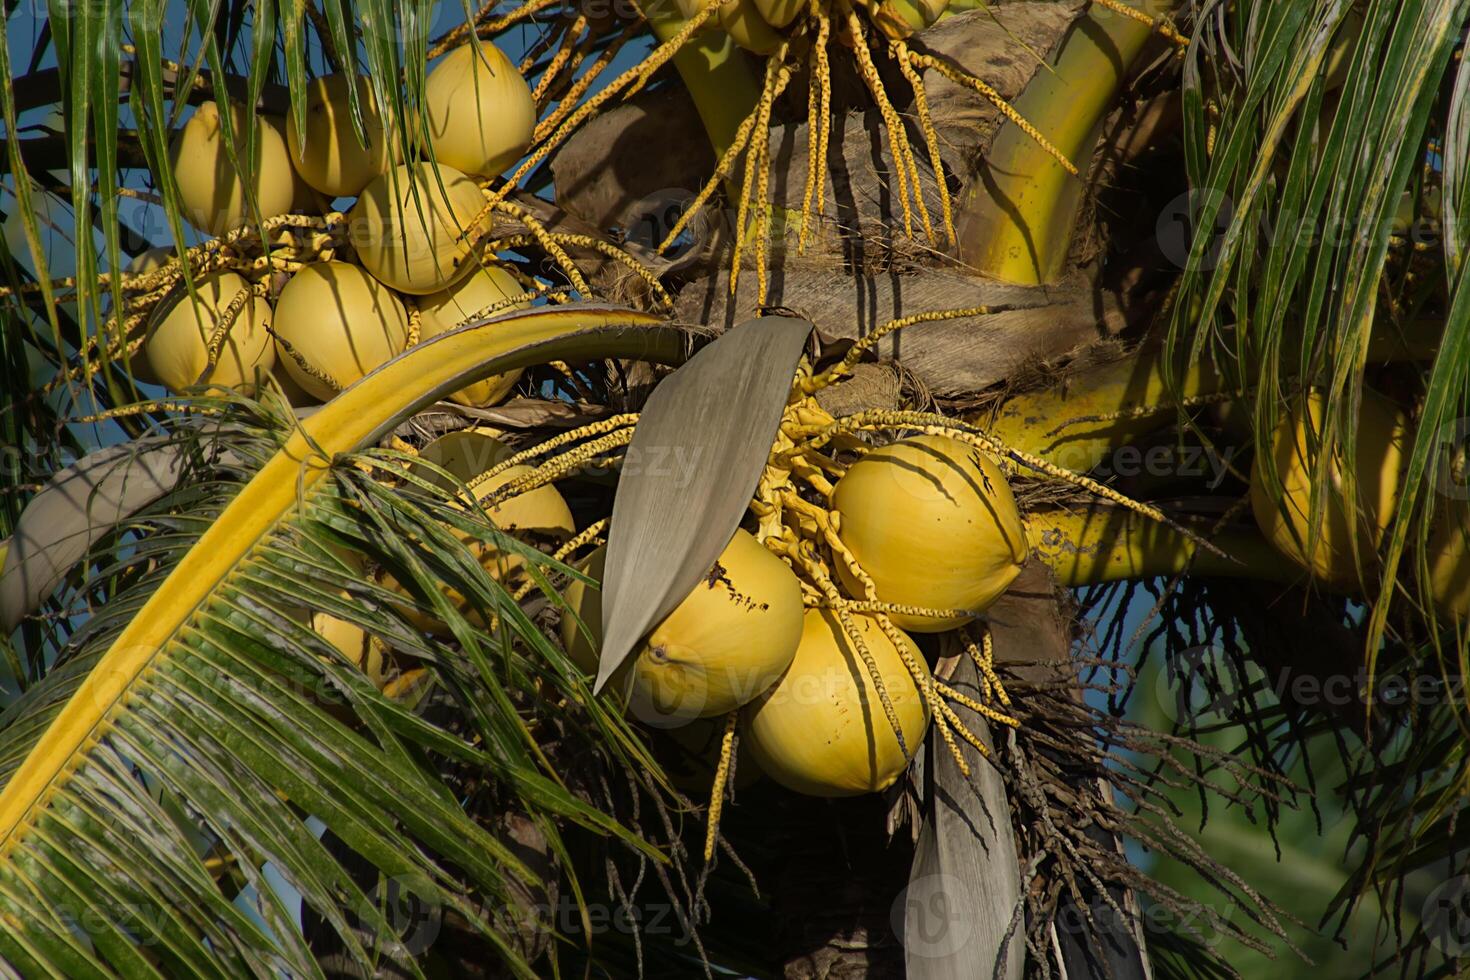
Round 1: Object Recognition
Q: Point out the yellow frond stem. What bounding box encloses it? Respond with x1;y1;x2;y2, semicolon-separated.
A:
0;308;685;855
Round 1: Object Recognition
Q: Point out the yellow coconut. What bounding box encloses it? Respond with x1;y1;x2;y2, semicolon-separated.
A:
750;0;803;28
312;610;390;688
144;270;275;394
350;162;489;294
558;532;804;723
1248;390;1409;585
389;430;575;631
832;434;1027;632
630;530;803;722
718;0;785;54
414;264;529;406
119;247;175;386
560;545;608;676
744;609;929;797
418;427;518;487
259;115;329;214
169;101;297;236
424;40;536;178
859;0;948;38
1428;499;1470;623
286;75;396;198
272;260;410;400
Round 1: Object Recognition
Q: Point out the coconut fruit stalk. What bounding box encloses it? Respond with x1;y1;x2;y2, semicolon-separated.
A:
350;162;491;294
272;261;410;401
414;264;530;407
832;434;1027;631
744;609;930;797
144;271;276;394
561;532;804;723
168;101;297;236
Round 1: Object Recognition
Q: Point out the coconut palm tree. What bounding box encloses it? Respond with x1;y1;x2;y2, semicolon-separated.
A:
1;0;1468;976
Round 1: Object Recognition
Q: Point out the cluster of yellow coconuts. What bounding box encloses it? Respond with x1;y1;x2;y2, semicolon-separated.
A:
561;433;1027;798
1245;388;1468;622
356;426;1026;800
140;41;536;407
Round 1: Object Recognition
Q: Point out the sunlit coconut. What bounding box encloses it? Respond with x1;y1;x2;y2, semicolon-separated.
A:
144;270;275;394
832;434;1027;631
743;609;930;796
1248;390;1409;585
423;39;536;178
559;531;804;723
413;263;529;406
169;101;297;236
285;74;396;198
271;260;410;400
350;162;490;294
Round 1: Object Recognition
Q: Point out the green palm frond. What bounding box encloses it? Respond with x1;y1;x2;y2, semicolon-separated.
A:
1165;0;1470;651
0;312;690;975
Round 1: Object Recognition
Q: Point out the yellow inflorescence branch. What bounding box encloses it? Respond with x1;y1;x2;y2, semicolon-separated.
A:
703;710;739;862
468;414;640;495
903;51;1079;177
846;10;927;242
799;2;834;254
894;39;956;248
1090;0;1190;48
806;307;1002;393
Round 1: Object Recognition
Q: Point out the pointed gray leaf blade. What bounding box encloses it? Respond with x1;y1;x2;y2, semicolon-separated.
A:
595;316;813;695
1;439;187;631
